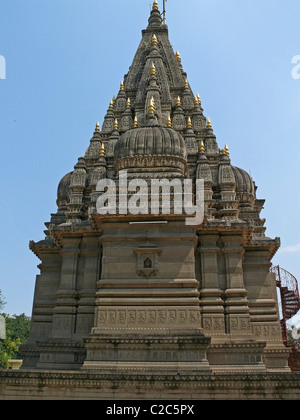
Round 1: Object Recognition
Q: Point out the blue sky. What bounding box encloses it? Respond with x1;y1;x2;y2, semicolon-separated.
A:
0;0;299;321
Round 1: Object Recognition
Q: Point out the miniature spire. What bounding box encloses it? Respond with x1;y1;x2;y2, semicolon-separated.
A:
133;115;138;128
151;34;159;46
184;79;189;88
114;119;119;130
126;97;131;108
176;96;182;107
109;99;114;110
152;0;159;10
95;121;100;132
187;116;192;128
224;144;230;156
199;140;205;153
206;118;212;129
120;81;125;91
196;93;201;105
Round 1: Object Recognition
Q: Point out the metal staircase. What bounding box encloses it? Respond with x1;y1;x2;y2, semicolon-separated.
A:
271;265;300;344
271;265;300;371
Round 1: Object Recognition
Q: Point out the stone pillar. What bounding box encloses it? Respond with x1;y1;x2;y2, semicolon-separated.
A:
198;234;225;337
75;236;101;339
50;237;81;339
222;235;252;338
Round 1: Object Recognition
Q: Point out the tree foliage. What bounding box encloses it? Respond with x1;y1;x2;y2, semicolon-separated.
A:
0;290;31;369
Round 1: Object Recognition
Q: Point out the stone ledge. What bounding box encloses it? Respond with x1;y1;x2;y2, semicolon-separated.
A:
1;370;300;400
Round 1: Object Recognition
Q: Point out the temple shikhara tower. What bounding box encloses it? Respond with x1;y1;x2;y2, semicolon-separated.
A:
22;1;290;376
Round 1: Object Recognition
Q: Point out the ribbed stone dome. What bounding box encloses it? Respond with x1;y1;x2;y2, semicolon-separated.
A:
57;172;71;204
232;166;256;196
114;124;187;177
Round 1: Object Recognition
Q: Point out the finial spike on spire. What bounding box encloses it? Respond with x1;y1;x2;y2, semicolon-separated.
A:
151;34;158;46
199;140;205;153
126;97;131;108
224;144;230;156
184;79;189;88
133;116;138;128
187;117;192;128
150;62;156;76
148;96;156;114
206;118;212;129
152;0;159;10
176;96;182;107
114;119;119;130
120;81;125;91
95;121;100;132
175;51;181;62
100;142;105;157
167;113;172;127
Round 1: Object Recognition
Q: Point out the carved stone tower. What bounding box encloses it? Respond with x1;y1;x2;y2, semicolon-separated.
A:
22;1;290;374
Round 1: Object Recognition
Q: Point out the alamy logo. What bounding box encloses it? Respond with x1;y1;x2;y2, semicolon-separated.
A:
96;171;205;226
292;55;300;80
0;55;6;79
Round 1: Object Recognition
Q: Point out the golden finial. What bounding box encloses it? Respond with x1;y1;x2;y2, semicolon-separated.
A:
206;118;212;129
148;96;155;114
152;0;159;10
109;99;114;110
126;97;131;108
120;81;125;91
166;113;172;127
184;79;189;88
133;116;138;128
150;62;156;76
175;51;181;62
100;142;105;157
95;121;100;132
197;93;201;104
151;34;158;46
224;144;230;156
85;147;89;158
187;117;192;128
194;96;199;107
114;119;119;130
176;96;182;107
199;140;205;153
112;95;116;104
